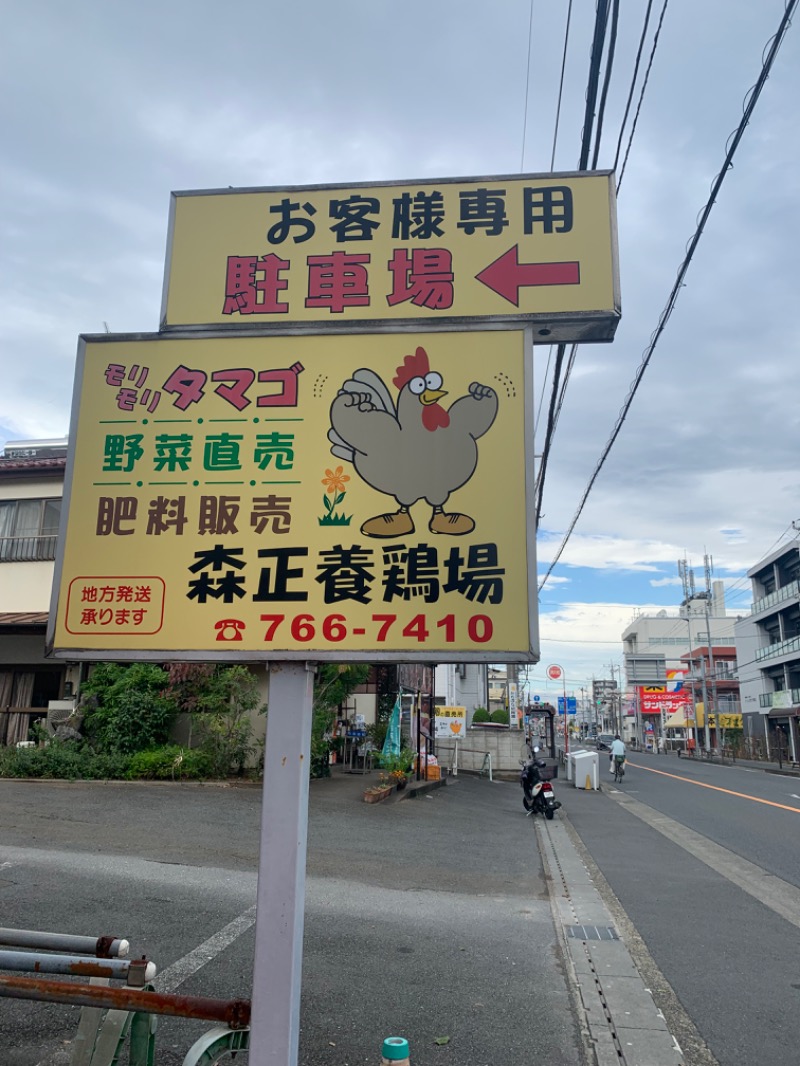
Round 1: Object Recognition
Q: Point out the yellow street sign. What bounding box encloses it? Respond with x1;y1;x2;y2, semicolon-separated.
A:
49;328;538;662
162;173;619;342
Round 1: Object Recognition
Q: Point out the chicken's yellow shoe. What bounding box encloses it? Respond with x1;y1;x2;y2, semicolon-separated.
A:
360;511;416;538
428;512;475;535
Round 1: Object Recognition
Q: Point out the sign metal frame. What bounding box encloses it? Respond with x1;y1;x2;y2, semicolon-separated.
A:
160;171;620;343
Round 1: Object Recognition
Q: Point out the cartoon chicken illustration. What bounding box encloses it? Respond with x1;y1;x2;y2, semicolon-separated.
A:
328;346;498;537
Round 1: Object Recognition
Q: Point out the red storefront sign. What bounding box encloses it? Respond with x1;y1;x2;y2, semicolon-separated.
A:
638;687;690;716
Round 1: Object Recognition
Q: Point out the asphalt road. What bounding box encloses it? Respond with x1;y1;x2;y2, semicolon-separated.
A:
562;751;800;1066
0;773;585;1066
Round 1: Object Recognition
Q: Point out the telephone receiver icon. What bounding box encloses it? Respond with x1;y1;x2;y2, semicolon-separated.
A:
215;618;245;642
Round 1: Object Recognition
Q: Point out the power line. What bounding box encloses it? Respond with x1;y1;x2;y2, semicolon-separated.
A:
616;0;671;191
578;0;612;169
612;0;655;172
520;0;536;170
534;342;567;521
538;0;799;591
591;0;621;168
533;344;555;438
550;0;574;170
536;0;612;523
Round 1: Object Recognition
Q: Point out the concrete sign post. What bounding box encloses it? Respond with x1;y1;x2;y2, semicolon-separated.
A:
249;662;314;1065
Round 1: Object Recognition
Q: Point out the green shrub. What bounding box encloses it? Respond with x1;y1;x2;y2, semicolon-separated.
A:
490;708;510;725
0;742;130;781
366;720;388;752
310;736;332;779
471;707;490;723
80;663;176;754
379;748;415;774
126;746;213;780
193;666;264;777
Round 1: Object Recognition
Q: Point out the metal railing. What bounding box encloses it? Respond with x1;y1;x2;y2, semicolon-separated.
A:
0;926;250;1065
755;634;800;662
751;578;800;616
0;534;58;562
758;688;800;709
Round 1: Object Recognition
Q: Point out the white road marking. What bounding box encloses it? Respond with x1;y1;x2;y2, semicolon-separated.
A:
611;792;800;930
152;905;257;993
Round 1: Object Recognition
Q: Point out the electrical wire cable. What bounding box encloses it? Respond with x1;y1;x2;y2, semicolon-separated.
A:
536;0;612;519
534;344;555;438
616;0;671;191
579;0;612;169
591;0;621;168
534;342;567;515
612;0;655;173
520;0;536;171
538;0;799;592
550;0;575;170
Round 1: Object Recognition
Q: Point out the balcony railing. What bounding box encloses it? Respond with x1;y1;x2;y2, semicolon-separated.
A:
0;535;58;562
755;634;800;663
751;578;800;617
759;689;800;709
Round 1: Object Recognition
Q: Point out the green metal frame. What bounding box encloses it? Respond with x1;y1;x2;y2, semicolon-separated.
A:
181;1025;250;1065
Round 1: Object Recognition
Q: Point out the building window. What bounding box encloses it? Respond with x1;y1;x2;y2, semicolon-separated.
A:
0;498;61;562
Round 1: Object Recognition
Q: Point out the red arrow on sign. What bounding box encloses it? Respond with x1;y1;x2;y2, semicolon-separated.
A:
475;246;580;306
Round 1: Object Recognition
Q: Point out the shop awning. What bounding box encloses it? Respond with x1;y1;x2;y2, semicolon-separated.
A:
664;711;693;729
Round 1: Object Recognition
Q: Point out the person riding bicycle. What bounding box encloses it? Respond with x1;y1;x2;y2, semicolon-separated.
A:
610;735;626;776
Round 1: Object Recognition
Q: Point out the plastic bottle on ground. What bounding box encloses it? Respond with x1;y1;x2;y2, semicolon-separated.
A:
381;1037;410;1066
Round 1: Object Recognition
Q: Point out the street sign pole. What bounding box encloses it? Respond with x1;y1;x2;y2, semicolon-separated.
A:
249;661;314;1066
563;675;569;755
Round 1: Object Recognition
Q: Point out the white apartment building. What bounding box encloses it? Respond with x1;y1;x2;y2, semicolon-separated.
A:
621;581;737;741
735;538;800;758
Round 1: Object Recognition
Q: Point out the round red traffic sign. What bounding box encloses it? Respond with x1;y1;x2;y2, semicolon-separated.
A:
547;664;563;681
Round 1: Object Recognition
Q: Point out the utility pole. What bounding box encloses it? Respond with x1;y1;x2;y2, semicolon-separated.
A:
609;662;621;736
678;558;698;746
704;553;720;751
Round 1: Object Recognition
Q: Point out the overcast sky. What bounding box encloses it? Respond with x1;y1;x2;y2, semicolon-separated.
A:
2;1;798;689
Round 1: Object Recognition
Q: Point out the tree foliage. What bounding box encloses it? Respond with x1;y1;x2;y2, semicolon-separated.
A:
309;664;371;778
79;663;176;754
193;665;264;777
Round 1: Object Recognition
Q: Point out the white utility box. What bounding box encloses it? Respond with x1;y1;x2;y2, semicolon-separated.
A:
572;750;599;790
564;747;587;783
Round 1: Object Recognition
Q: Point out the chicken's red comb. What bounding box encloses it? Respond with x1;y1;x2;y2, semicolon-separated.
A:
393;346;430;390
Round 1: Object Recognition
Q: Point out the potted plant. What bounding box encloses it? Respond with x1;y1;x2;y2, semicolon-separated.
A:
363;775;394;804
381;750;416;776
389;768;409;791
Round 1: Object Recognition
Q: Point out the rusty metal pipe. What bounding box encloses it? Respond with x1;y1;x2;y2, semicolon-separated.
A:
0;950;155;982
0;928;128;958
0;974;251;1029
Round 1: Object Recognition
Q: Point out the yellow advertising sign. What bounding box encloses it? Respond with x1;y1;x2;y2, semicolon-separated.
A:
434;706;467;739
162;173;619;342
49;329;538;662
695;705;742;729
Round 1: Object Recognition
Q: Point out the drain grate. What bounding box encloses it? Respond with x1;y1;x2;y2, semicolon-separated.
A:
567;924;619;941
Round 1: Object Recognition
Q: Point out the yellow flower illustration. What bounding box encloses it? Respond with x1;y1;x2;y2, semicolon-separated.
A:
321;466;350;494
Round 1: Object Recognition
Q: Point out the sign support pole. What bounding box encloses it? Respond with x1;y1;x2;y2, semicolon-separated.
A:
249;661;315;1066
563;675;569;755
